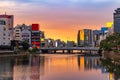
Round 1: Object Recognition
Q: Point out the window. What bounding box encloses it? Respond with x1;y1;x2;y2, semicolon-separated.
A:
3;28;6;31
3;42;5;45
3;33;5;36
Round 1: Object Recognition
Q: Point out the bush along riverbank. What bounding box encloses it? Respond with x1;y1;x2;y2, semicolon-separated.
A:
99;33;120;61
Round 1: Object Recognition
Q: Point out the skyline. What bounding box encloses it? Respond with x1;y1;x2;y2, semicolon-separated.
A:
0;0;119;42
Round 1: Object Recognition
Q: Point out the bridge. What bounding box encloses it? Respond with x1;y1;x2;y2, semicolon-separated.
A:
40;47;99;54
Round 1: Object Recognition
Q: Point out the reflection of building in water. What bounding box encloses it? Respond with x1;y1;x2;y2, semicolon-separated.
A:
108;73;114;80
31;56;40;80
78;56;84;70
84;57;101;70
40;56;45;76
77;56;101;70
13;55;45;80
0;57;13;80
13;56;31;80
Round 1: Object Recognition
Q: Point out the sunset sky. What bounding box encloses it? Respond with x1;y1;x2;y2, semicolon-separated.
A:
0;0;120;42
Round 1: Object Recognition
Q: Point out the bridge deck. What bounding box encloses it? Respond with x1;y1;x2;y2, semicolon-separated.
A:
40;47;99;51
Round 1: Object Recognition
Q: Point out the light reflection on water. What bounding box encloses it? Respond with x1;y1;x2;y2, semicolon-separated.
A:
0;54;116;80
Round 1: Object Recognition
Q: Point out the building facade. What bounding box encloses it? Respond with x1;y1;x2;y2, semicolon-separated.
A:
93;30;100;47
31;24;40;49
114;8;120;33
14;24;31;45
40;31;45;47
0;14;14;40
77;29;93;47
14;24;31;41
21;29;31;45
0;26;10;45
77;30;80;46
0;14;14;46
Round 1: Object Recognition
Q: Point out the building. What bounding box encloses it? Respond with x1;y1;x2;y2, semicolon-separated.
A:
14;24;31;45
67;41;76;47
40;31;45;47
55;39;66;47
93;30;100;47
31;24;40;49
106;22;114;35
77;29;93;47
14;27;22;41
97;27;110;46
0;14;14;40
0;14;14;46
77;30;80;46
14;24;31;41
114;8;120;33
0;25;10;45
21;29;31;45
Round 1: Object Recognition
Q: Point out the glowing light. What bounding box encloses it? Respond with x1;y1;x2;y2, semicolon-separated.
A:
80;30;84;41
80;57;84;70
109;73;114;80
106;22;113;28
41;38;44;42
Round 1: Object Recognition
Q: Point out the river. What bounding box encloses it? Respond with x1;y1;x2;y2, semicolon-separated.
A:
0;54;118;80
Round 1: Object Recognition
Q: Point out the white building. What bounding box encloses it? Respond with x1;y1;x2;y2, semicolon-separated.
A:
14;28;22;41
0;14;13;46
0;25;10;45
0;14;14;40
21;29;31;45
14;24;31;44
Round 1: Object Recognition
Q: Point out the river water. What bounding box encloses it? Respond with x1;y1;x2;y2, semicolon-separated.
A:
0;54;117;80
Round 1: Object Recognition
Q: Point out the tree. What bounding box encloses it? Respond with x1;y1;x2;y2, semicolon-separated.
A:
22;41;29;51
100;33;120;51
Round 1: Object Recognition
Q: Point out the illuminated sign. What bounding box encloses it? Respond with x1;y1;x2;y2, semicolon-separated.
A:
106;22;113;28
32;24;39;31
101;27;108;33
41;38;44;42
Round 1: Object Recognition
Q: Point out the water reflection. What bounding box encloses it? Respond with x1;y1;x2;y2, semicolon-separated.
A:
0;54;119;80
14;55;45;80
101;58;120;80
77;56;102;70
0;57;13;80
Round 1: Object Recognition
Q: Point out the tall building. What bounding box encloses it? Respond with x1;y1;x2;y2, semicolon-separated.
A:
77;29;93;47
77;30;80;46
31;24;40;49
0;14;14;40
0;14;14;45
114;8;120;33
93;30;100;47
40;31;45;47
0;26;10;45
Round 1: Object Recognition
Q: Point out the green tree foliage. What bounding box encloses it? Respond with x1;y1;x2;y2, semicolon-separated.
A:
101;58;120;79
21;41;29;51
100;33;120;51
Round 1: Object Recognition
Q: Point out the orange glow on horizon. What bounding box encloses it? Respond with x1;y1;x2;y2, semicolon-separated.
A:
14;19;102;43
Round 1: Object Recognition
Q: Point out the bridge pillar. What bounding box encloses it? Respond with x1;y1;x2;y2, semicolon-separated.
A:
67;50;71;53
63;50;65;53
71;50;73;54
54;50;56;53
81;50;83;53
41;50;49;53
